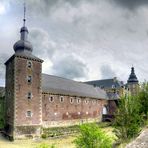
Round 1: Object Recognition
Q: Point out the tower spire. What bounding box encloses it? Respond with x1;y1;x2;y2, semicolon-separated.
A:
13;2;33;53
23;2;26;27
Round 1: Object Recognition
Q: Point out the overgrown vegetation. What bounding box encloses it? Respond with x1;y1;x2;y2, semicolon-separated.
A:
74;123;113;148
138;82;148;120
113;95;143;142
114;82;148;143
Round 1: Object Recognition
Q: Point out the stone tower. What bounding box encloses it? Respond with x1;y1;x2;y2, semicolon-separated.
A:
5;5;43;139
127;67;139;96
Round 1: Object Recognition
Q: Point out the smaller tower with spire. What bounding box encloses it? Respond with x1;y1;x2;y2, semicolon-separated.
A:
127;67;139;95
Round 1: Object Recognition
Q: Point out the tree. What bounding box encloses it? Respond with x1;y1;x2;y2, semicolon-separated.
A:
74;123;113;148
113;95;143;141
138;82;148;120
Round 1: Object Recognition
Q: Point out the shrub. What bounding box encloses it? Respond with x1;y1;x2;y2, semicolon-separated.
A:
74;123;113;148
36;143;50;148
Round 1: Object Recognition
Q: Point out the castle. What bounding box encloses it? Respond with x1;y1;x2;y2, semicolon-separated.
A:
1;7;139;140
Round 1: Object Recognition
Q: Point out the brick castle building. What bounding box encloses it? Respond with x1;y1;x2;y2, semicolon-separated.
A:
4;13;108;139
3;7;139;140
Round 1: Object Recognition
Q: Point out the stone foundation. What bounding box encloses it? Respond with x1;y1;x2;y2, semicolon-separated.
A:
13;125;41;139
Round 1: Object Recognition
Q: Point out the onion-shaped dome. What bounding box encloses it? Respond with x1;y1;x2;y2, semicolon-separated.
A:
127;67;139;83
13;26;33;53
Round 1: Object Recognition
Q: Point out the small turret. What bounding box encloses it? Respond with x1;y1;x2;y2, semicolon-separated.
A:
127;67;139;95
127;67;139;84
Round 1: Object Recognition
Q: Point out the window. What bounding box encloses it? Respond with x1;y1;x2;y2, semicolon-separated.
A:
27;92;32;99
92;100;96;104
60;96;64;102
49;96;54;102
27;61;32;68
70;97;74;104
27;76;32;83
77;98;81;104
85;99;89;104
26;111;32;117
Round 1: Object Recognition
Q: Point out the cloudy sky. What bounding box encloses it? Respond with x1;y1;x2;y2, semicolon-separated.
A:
0;0;148;86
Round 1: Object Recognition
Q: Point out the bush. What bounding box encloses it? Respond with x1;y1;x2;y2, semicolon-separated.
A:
74;123;113;148
36;143;50;148
113;95;143;141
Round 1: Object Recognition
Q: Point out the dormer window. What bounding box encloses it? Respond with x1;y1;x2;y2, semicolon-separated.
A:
27;76;32;83
27;61;32;68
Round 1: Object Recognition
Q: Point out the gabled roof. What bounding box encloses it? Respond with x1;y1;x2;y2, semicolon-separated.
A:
42;74;108;99
85;78;123;89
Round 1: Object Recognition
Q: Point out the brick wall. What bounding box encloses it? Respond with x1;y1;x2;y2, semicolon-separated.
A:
5;57;15;136
14;56;42;126
42;93;107;127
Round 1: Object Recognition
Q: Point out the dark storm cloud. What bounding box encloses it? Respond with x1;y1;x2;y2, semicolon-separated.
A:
52;55;88;79
100;65;116;79
112;0;148;10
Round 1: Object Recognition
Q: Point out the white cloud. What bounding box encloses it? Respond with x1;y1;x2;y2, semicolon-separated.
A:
0;3;5;15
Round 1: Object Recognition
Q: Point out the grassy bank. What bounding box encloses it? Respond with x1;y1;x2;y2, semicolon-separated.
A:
0;122;115;148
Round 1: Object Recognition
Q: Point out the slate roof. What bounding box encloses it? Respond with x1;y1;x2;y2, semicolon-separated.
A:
85;78;123;89
42;74;108;99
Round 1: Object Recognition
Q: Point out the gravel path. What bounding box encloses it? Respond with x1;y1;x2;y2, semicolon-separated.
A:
126;128;148;148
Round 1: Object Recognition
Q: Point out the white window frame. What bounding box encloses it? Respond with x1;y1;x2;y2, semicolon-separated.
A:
92;100;96;105
26;111;33;117
70;97;74;104
77;98;81;104
27;75;32;83
49;95;54;102
60;96;64;102
85;99;89;104
27;92;32;99
27;61;32;68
